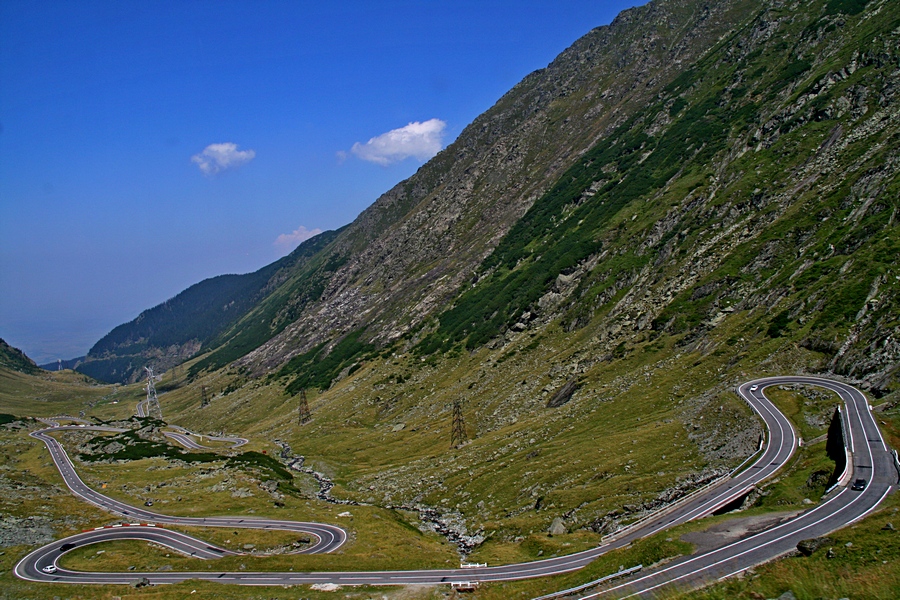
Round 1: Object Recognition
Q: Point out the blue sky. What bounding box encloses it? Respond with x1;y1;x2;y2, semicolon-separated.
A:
0;0;641;364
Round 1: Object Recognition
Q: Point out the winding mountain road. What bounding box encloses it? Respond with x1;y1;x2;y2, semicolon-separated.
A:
14;424;347;582
15;376;894;596
137;396;249;449
163;426;248;450
584;376;897;598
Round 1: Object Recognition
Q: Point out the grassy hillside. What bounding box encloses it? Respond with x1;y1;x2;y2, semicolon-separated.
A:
149;0;899;587
0;366;138;419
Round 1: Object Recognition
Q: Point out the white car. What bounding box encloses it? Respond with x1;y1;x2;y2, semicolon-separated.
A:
41;565;57;574
750;385;759;392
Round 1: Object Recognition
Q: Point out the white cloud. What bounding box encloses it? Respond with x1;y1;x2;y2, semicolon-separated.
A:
349;119;446;166
191;142;256;175
274;225;323;254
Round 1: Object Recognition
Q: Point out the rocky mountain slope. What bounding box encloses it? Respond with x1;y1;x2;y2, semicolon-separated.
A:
89;0;898;399
30;0;900;574
211;0;772;377
81;0;774;383
254;0;897;399
410;0;900;394
116;0;896;550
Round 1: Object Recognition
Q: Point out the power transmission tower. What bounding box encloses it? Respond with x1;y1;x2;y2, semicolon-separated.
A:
451;399;468;448
144;366;163;420
200;385;210;408
297;389;311;424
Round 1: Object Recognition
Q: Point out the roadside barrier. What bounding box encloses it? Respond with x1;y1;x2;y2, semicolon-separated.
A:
532;565;643;600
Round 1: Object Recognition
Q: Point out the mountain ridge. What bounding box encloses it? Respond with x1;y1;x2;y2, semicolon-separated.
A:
77;227;344;383
193;0;767;378
75;0;898;406
0;338;41;375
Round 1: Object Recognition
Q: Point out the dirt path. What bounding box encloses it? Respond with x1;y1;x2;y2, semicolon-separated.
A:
681;510;803;554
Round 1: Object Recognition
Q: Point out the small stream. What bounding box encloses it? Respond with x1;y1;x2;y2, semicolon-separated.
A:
274;439;481;555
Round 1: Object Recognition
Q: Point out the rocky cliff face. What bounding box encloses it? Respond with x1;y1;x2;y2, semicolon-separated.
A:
195;0;764;375
89;0;898;403
88;0;899;550
403;0;900;396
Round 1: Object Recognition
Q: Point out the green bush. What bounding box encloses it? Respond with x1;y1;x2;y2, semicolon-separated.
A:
767;309;792;338
825;0;868;16
280;329;376;394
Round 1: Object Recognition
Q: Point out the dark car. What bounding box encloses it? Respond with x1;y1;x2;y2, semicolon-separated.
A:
851;478;867;491
59;543;76;552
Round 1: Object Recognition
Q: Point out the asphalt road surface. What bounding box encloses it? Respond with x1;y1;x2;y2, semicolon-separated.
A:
163;426;248;450
15;376;894;595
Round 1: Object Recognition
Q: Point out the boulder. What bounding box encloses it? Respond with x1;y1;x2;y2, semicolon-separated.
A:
548;517;567;536
796;537;833;556
546;379;578;408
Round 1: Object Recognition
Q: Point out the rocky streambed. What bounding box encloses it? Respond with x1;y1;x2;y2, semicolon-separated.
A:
274;439;483;555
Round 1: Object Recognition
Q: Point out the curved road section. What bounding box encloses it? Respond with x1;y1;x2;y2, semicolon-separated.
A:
15;376;893;593
135;397;248;449
15;425;347;583
163;426;248;450
584;376;896;598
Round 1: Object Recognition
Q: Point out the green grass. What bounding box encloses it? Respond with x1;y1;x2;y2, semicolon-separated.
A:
0;367;138;419
676;493;900;600
78;428;218;463
55;501;460;573
277;329;378;393
156;307;780;551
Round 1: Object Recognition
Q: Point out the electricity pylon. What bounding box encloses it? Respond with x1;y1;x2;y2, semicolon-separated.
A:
200;385;210;408
144;366;163;420
298;389;311;424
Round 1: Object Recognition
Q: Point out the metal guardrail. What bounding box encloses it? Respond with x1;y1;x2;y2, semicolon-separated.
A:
599;433;765;544
893;449;900;484
599;474;724;543
824;406;852;495
531;564;643;600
